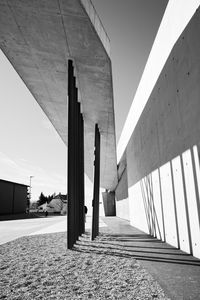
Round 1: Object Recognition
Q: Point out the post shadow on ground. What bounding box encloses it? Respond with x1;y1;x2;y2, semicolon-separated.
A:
72;231;200;267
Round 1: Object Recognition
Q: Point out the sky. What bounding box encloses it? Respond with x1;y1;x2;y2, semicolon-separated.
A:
0;0;168;201
92;0;168;141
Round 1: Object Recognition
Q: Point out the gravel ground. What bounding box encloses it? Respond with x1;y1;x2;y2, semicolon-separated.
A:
0;231;170;300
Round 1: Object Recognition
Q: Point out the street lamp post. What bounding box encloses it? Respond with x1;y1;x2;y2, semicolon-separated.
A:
28;176;34;212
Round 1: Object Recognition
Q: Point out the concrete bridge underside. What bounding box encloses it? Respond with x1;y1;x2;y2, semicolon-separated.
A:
0;0;118;191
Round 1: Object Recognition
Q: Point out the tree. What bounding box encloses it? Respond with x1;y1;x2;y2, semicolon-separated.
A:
37;192;47;206
37;192;57;206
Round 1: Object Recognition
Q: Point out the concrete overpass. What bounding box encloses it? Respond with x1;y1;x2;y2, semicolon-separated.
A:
0;0;118;192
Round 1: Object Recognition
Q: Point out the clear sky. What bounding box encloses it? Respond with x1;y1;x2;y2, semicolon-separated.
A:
0;0;168;201
92;0;168;141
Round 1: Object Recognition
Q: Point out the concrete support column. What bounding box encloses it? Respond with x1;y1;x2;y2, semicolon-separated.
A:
102;191;116;216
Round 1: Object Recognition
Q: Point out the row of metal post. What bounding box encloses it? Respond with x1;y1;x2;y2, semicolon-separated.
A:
67;60;85;249
67;59;101;249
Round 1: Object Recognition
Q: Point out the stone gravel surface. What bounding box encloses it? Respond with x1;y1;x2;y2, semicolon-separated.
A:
0;232;171;299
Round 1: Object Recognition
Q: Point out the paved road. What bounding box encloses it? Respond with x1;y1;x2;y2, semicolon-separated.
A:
0;215;107;245
0;216;67;245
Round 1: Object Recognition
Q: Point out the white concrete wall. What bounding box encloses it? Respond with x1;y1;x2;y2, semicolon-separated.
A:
128;146;200;258
116;198;130;221
116;6;200;259
115;152;130;220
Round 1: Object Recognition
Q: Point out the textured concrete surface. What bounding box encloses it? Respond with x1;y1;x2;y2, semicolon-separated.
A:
117;1;200;161
115;197;130;221
102;217;200;300
115;166;128;201
114;7;200;260
123;8;200;187
0;0;117;190
102;191;116;216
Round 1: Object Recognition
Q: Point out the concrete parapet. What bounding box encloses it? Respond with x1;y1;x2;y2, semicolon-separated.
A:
80;0;110;56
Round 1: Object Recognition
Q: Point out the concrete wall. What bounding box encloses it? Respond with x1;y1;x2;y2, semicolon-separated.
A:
117;0;200;160
0;180;27;214
116;8;200;259
102;191;116;216
126;7;200;186
115;152;130;220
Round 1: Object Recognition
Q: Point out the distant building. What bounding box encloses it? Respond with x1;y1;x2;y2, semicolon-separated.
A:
0;179;28;215
37;202;47;212
47;194;67;215
29;201;37;210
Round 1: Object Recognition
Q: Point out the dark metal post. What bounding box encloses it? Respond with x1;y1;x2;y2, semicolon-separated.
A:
92;124;101;240
74;87;79;242
79;113;85;235
67;60;85;249
67;60;76;249
77;102;81;237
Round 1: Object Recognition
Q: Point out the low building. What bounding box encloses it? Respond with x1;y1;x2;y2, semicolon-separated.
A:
0;179;28;215
47;194;67;215
37;202;47;212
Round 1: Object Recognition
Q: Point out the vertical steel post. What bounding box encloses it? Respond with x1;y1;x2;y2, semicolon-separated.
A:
82;115;85;234
79;113;85;235
92;124;101;240
74;87;79;242
67;60;85;248
77;102;81;237
67;60;76;249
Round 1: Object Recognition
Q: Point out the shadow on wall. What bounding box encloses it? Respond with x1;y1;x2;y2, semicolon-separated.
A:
129;145;200;259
